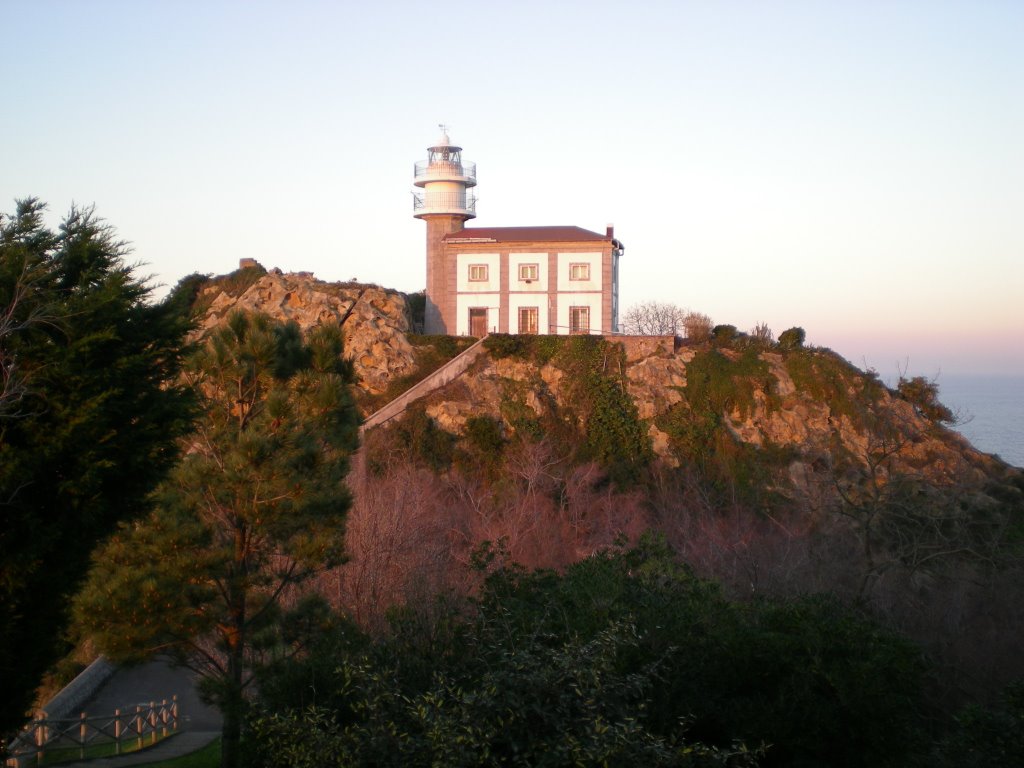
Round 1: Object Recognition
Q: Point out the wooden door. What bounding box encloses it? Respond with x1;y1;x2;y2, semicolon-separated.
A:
469;308;487;337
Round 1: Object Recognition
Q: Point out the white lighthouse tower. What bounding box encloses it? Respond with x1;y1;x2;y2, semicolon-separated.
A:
414;127;477;334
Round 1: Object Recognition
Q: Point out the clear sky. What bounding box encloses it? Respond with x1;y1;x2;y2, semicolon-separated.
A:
3;0;1022;377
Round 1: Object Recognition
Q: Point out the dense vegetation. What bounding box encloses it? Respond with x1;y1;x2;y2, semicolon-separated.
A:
7;238;1023;768
483;334;651;484
74;312;360;768
244;535;1024;767
346;324;1024;766
0;199;194;740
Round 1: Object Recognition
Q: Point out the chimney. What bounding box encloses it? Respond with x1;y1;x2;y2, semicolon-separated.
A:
606;223;614;238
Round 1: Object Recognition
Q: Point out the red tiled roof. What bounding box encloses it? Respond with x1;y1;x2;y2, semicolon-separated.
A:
443;226;608;243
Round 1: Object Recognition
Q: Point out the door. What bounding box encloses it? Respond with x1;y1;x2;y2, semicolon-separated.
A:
469;307;488;337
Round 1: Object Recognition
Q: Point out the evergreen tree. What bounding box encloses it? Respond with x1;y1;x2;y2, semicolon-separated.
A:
0;199;194;740
74;311;359;768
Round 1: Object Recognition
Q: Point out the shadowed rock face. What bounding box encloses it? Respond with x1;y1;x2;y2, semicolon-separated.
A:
192;271;417;397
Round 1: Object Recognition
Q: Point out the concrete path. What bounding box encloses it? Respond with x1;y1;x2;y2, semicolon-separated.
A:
55;659;222;767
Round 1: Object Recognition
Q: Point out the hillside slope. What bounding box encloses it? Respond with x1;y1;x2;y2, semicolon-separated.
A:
187;267;1013;494
183;268;1024;701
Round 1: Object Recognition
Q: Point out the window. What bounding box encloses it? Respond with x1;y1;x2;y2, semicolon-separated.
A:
569;263;590;281
468;264;488;282
518;307;539;334
519;263;539;282
569;306;590;335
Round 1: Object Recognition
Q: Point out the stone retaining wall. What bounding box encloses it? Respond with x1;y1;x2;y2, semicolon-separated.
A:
41;656;116;719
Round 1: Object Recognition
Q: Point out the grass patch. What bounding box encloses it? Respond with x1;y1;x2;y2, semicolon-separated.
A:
136;738;221;768
36;731;178;765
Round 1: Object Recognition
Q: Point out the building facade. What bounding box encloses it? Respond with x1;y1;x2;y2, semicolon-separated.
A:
414;131;623;336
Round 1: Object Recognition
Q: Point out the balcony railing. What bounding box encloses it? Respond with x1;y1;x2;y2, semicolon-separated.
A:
413;190;477;214
414;160;477;182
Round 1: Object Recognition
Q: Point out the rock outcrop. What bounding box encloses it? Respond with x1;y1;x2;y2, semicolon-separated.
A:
192;268;416;397
193;269;1011;492
412;336;1004;490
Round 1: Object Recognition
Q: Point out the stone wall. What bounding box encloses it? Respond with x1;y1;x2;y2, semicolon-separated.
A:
40;656;116;719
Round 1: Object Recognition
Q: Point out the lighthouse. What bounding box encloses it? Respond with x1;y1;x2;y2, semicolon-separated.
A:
414;127;477;334
414;129;623;337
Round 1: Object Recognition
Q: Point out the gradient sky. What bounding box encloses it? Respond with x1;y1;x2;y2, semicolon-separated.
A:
3;0;1022;378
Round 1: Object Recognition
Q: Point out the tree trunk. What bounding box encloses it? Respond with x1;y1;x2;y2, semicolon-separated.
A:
221;548;247;768
220;697;241;768
220;625;245;768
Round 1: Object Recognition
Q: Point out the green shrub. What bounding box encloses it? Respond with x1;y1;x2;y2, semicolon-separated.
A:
896;375;955;423
166;272;212;317
555;337;651;485
712;324;738;344
464;415;505;453
457;415;507;477
366;405;454;474
482;332;533;359
250;538;926;768
406;334;468;360
777;327;805;350
684;349;773;421
783;349;884;428
406;291;425;330
483;335;651;486
932;681;1024;768
656;348;786;504
499;392;545;441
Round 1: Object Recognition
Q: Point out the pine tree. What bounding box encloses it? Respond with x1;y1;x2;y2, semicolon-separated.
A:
0;199;194;740
74;311;359;768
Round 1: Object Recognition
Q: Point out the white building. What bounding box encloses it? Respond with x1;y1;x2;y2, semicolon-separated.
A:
414;130;623;336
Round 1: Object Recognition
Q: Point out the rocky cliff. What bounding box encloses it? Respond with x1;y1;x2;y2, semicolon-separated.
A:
416;333;1005;492
189;266;417;399
190;267;1013;494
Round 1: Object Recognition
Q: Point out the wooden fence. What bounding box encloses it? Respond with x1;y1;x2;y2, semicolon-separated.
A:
5;697;178;767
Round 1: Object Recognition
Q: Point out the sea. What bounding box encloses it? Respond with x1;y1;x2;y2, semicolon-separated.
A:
937;376;1024;469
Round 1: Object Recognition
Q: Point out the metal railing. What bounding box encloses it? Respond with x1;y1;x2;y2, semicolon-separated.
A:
412;190;477;213
414;160;477;181
5;698;178;767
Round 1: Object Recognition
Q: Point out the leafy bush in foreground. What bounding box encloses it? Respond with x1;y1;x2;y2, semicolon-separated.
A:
248;537;926;767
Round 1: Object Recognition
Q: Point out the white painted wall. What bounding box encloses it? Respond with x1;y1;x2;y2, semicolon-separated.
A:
556;252;602;292
456;253;501;292
456;293;501;335
508;252;548;292
555;292;602;335
424;179;466;211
